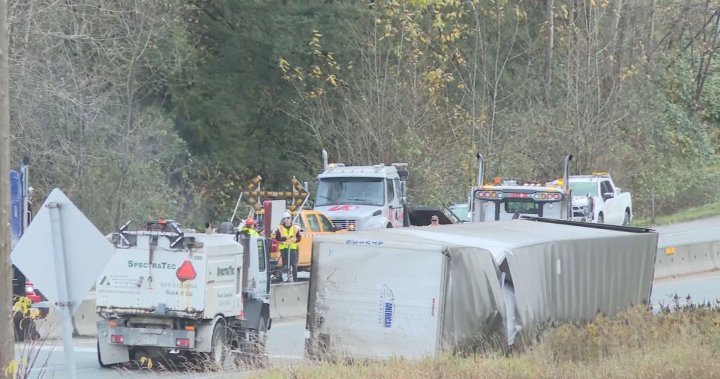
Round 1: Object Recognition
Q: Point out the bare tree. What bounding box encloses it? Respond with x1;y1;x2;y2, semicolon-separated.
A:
8;0;196;231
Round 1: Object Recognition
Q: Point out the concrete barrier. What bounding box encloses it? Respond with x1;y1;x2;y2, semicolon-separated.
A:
35;283;310;339
654;241;720;279
35;292;100;339
271;282;309;320
73;292;101;337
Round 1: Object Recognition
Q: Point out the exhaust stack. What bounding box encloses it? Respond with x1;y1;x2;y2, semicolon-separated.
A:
562;154;573;220
322;149;329;170
562;154;573;194
476;153;485;187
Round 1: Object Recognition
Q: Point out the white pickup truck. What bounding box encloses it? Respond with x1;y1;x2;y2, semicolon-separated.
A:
569;173;633;226
95;219;271;368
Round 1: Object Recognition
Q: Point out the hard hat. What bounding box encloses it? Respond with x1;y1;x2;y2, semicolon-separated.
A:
245;217;255;227
282;212;291;220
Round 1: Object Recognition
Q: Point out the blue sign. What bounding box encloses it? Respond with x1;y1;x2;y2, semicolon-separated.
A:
9;170;22;244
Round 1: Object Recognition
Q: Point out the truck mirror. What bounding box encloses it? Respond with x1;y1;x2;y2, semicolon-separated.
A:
602;192;614;201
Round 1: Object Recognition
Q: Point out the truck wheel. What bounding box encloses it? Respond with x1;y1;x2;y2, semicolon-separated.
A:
254;316;268;354
209;321;227;369
622;210;631;226
597;213;604;224
386;223;393;228
132;349;154;370
240;316;268;368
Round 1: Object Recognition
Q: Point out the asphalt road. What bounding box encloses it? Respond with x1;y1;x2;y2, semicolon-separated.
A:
653;216;720;247
16;318;307;379
652;270;720;311
16;216;720;378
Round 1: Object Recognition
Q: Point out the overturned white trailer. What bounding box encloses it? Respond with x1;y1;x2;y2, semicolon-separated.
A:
305;218;658;360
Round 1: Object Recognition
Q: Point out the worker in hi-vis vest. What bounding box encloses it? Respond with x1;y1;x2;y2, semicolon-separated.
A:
272;212;302;282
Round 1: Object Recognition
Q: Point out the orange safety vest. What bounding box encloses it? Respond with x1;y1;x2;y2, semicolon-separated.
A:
277;224;299;250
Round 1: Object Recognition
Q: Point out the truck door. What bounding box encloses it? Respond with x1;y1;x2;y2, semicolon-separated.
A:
246;237;269;300
599;180;620;224
386;179;402;227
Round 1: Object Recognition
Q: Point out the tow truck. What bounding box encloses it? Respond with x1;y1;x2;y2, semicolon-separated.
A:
470;154;573;222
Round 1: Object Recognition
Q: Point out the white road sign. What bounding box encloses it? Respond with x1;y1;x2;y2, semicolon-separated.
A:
11;188;114;315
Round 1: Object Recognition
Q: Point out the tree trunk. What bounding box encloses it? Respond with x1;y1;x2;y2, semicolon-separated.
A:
0;0;14;371
543;0;554;104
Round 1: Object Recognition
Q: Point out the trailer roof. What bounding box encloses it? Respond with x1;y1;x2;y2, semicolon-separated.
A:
316;219;656;264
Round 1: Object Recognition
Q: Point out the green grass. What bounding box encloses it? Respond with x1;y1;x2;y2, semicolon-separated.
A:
632;200;720;227
253;305;720;379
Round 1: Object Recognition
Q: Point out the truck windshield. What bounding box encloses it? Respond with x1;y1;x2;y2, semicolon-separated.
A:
449;204;470;222
316;177;385;207
569;182;598;196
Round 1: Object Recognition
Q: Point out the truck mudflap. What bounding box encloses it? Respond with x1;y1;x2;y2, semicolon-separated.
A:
97;319;129;365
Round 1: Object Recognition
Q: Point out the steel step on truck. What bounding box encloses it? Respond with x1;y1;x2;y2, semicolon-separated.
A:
95;219;271;368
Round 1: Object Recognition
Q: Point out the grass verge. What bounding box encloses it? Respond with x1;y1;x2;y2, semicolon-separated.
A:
633;200;720;227
254;304;720;379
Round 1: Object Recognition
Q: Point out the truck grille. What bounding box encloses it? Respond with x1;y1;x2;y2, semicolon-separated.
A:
332;219;356;230
572;208;586;218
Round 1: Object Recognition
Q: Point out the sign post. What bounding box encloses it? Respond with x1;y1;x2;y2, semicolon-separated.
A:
47;201;77;379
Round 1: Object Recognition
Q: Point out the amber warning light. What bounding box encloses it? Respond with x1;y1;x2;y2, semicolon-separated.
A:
176;260;197;281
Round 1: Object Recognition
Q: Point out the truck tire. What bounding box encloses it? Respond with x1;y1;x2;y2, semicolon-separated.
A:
209;321;227;369
254;315;268;354
597;213;604;224
239;316;268;368
622;210;631;226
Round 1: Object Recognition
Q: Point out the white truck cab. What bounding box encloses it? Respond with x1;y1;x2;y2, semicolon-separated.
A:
471;154;573;222
314;150;409;231
95;219;271;368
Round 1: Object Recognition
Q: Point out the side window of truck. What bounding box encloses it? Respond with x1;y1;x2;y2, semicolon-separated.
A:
387;179;395;202
306;215;322;232
600;180;613;195
318;214;335;231
256;240;266;272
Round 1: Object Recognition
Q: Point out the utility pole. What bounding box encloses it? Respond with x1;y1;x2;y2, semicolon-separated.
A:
0;0;13;372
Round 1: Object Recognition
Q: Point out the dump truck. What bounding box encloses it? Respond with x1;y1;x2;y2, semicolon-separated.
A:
95;219;271;368
305;218;657;360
